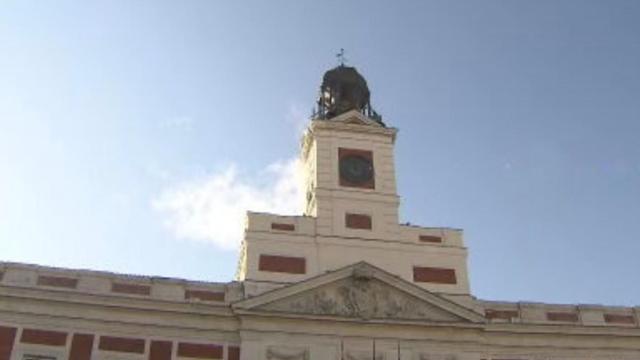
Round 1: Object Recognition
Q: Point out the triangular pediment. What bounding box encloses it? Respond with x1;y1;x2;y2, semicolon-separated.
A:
330;110;383;127
234;262;485;324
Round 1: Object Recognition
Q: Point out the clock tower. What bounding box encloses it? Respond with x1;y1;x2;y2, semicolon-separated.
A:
300;65;400;241
237;65;473;307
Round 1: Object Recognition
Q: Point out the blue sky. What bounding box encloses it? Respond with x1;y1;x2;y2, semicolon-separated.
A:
1;1;639;306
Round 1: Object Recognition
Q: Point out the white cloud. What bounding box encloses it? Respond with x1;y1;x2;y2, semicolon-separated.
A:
152;157;304;251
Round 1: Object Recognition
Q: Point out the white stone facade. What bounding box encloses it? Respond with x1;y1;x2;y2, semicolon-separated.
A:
1;111;640;360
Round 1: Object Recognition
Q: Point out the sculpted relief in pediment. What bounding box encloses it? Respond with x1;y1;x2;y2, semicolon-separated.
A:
257;275;463;322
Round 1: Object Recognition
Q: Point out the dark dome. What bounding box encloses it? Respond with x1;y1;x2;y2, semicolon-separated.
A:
321;66;371;106
314;65;384;125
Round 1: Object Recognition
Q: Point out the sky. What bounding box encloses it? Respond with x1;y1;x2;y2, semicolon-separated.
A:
1;0;639;306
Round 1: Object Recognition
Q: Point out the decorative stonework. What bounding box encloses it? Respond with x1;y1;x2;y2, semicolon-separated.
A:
258;269;463;322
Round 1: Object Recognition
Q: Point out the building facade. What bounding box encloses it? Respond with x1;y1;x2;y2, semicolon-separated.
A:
1;66;640;360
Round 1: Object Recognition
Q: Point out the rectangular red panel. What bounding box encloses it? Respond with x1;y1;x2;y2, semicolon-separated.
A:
0;327;17;360
21;329;67;346
37;275;78;289
345;213;372;230
546;312;579;322
419;235;442;243
184;290;224;301
177;343;222;359
111;282;151;296
185;290;225;302
99;336;145;353
271;223;295;231
150;341;172;360
227;346;240;360
413;267;457;284
485;309;519;320
338;148;375;189
69;334;94;360
259;255;306;274
604;314;636;324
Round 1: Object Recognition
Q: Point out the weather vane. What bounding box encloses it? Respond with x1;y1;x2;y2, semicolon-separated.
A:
336;48;348;66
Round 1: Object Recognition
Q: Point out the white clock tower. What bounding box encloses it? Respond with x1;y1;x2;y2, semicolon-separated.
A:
237;65;473;307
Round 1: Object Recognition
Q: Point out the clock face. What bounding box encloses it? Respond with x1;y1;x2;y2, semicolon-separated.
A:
339;155;374;185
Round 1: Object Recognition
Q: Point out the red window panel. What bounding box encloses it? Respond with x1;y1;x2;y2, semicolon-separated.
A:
111;282;151;296
185;289;225;302
177;343;223;359
227;346;240;360
271;223;295;231
419;235;442;243
37;275;78;289
20;329;67;346
485;309;519;320
413;267;457;284
99;336;145;353
69;334;94;360
345;213;372;230
150;341;172;360
0;327;17;360
604;313;635;324
546;312;579;322
259;255;306;274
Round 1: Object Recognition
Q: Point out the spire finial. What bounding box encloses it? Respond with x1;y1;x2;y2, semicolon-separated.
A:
336;48;347;66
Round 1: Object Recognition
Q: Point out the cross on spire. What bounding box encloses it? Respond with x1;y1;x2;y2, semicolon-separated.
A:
336;48;348;66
